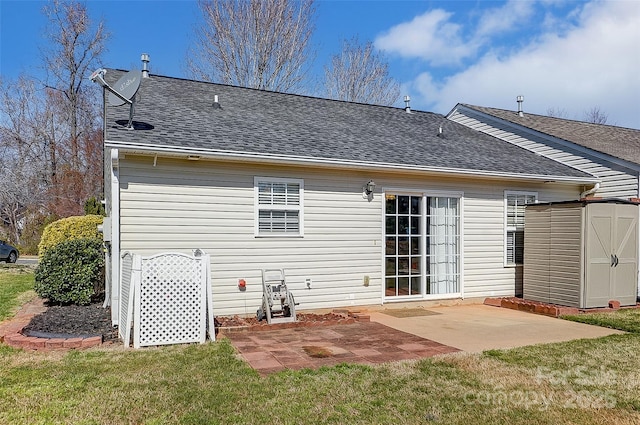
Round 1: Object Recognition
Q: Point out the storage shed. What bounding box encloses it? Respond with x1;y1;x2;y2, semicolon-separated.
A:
524;199;638;308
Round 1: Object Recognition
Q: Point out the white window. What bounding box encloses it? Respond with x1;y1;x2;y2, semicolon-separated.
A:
255;177;303;236
505;191;537;265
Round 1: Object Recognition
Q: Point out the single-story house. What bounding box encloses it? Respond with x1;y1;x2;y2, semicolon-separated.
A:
101;69;599;325
446;103;640;296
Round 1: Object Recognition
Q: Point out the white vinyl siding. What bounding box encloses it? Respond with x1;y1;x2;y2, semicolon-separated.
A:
255;177;303;236
116;154;583;314
449;107;639;199
505;191;537;265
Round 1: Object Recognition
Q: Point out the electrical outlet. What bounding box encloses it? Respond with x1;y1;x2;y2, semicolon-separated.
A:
363;275;370;287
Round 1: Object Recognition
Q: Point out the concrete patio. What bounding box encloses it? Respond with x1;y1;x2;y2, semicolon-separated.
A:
370;303;624;352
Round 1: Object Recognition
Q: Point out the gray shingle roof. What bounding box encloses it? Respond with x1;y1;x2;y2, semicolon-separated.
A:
463;104;640;166
104;70;593;181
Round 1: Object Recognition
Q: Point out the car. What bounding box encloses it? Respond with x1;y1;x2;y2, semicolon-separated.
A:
0;240;19;263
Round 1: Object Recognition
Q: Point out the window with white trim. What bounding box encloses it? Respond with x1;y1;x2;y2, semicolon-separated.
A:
505;191;537;265
255;177;303;236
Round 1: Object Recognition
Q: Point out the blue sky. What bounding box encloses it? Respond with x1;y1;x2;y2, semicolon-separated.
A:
1;0;639;128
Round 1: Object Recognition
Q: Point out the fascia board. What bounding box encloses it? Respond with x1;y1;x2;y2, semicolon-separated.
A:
105;139;599;185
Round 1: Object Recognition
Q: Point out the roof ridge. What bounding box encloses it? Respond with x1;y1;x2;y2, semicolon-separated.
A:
105;68;434;115
463;103;640;132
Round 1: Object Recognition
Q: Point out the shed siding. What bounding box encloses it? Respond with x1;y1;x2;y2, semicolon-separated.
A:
449;109;639;199
524;204;583;306
118;155;581;315
548;205;583;306
523;206;551;303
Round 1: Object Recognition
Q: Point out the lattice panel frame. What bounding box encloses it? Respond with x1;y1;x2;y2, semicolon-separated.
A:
119;252;134;342
132;253;207;348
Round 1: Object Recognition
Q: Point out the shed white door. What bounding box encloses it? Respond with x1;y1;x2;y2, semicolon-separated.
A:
585;203;638;308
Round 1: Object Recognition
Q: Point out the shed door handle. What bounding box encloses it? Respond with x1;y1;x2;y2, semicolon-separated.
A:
611;254;615;267
614;255;619;267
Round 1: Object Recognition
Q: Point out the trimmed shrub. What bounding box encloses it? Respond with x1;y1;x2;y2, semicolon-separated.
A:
38;215;103;256
84;196;106;216
34;238;105;305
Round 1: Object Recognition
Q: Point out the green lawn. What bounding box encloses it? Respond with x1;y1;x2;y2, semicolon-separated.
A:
0;265;36;321
1;269;639;424
562;308;640;333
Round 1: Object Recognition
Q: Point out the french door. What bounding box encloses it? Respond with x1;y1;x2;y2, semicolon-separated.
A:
385;193;461;299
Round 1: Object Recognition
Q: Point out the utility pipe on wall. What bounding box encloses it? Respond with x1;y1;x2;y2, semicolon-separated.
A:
580;182;600;199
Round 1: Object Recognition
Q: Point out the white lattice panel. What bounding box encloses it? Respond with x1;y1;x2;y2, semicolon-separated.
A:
134;253;206;347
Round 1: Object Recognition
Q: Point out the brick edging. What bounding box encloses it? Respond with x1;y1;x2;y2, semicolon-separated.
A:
483;297;638;318
1;331;103;351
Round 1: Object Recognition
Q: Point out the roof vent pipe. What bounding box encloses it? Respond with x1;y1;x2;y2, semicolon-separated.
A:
516;95;524;117
212;94;222;109
141;53;150;78
404;95;411;113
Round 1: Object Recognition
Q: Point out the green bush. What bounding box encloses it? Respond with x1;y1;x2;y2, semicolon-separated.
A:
34;238;105;305
38;215;103;256
84;196;106;216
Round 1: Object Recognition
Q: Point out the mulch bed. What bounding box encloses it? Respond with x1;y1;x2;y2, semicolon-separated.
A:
21;304;353;343
22;302;119;342
216;312;356;331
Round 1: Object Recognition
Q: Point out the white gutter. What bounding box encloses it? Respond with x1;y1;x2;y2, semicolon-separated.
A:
580;182;600;199
110;148;120;326
105;140;599;185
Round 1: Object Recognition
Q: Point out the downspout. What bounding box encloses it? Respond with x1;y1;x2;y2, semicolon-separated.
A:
110;148;120;326
580;182;600;199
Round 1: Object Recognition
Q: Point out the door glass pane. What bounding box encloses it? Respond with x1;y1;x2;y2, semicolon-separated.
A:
398;277;409;295
411;196;421;214
398;196;409;214
411;216;420;234
398;216;409;234
398;237;409;255
411;256;420;273
385;237;396;255
386;217;396;235
398;257;409;276
385;278;396;296
410;277;421;295
385;258;396;275
411;237;420;255
386;195;396;214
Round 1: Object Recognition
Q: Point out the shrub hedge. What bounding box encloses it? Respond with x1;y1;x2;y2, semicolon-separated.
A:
38;215;104;256
34;238;105;305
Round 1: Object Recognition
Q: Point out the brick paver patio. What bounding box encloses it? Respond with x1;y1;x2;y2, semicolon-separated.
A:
223;321;459;375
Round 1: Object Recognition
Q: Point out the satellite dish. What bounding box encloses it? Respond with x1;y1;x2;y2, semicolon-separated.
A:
108;69;142;106
90;68;143;130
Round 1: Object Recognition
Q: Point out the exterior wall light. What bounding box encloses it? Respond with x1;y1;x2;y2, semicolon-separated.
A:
363;180;376;200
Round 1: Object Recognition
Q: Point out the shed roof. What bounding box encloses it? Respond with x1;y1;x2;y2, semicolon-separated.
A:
460;104;640;166
103;70;594;182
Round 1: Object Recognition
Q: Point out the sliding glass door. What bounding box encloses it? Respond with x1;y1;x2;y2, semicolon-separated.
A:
385;193;461;299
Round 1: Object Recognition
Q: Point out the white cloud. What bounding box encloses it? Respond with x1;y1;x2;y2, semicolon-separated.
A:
475;0;536;38
408;1;640;129
374;9;476;66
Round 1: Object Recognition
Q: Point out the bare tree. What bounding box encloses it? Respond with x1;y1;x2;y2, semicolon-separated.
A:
42;0;108;170
584;106;608;125
188;0;315;92
323;38;400;106
546;107;568;119
0;1;108;250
